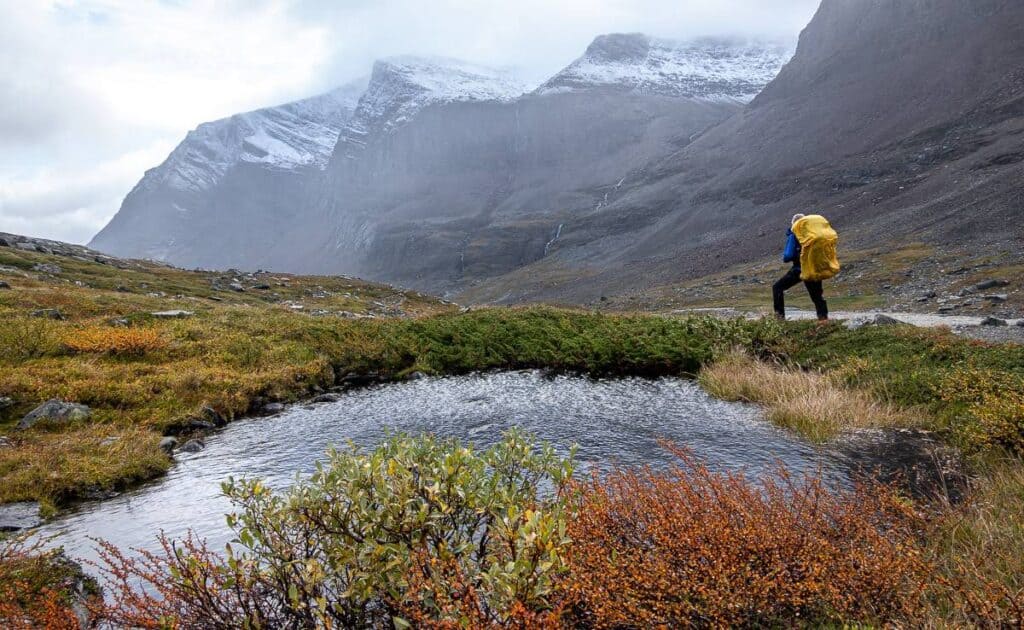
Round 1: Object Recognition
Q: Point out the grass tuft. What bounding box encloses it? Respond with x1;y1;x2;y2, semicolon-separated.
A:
699;350;917;441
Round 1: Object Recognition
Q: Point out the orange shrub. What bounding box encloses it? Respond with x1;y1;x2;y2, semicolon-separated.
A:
0;538;88;630
63;326;169;356
559;447;933;628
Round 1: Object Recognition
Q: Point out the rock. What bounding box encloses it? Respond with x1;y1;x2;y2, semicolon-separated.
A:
229;282;245;292
18;399;91;430
981;317;1008;327
0;237;8;247
151;310;194;318
1017;320;1024;327
974;279;1010;291
312;393;341;404
847;314;905;330
0;502;42;531
159;436;178;453
0;437;12;448
0;396;12;411
200;406;226;427
983;294;1008;303
253;283;271;290
99;436;120;447
938;306;955;314
407;371;428;381
116;285;131;292
260;402;286;415
187;419;216;431
0;281;10;289
14;242;37;251
31;308;64;320
179;439;205;453
32;263;62;274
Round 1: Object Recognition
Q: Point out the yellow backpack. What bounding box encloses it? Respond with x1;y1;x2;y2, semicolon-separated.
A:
792;215;841;282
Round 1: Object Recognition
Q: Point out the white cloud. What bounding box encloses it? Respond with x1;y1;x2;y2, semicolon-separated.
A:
0;0;820;244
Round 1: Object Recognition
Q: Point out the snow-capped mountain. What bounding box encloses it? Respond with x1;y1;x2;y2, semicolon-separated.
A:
538;33;792;102
333;57;527;162
135;80;367;195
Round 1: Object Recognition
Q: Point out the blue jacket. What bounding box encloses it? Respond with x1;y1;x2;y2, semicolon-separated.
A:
782;230;801;266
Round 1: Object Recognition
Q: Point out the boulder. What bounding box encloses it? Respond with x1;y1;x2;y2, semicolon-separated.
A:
32;263;62;274
151;310;194;319
974;279;1010;291
1017;320;1024;327
981;317;1008;327
312;393;341;404
31;308;64;320
260;402;286;415
0;502;42;532
229;283;245;292
0;396;12;411
0;281;10;289
407;371;428;381
846;314;905;330
179;439;205;453
983;294;1009;303
159;436;178;453
18;399;91;430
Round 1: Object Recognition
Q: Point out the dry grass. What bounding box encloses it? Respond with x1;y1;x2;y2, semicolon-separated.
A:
699;350;917;441
927;458;1024;625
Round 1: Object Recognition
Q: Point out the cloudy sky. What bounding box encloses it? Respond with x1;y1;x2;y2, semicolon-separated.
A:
0;0;819;244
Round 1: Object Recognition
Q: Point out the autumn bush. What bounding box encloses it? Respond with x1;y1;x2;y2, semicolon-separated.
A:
559;446;933;628
95;431;574;629
938;367;1024;454
62;325;169;357
0;536;96;629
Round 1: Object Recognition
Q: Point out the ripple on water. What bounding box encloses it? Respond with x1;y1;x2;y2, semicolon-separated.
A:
39;371;851;565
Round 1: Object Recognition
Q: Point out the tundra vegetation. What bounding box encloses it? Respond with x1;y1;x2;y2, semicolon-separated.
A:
1;246;1023;626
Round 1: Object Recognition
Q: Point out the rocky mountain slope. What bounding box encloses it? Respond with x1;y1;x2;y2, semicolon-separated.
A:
89;35;791;291
463;0;1024;304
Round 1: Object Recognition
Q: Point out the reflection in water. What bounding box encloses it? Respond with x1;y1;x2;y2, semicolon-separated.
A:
41;371;855;566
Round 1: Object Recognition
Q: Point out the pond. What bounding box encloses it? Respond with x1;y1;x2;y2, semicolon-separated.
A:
39;371;902;566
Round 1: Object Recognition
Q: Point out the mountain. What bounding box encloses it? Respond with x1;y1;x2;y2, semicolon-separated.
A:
89;36;791;291
462;0;1024;304
537;33;790;102
89;79;368;266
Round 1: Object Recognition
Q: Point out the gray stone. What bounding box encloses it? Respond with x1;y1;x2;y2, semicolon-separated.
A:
14;242;36;252
981;317;1008;327
847;314;905;330
0;281;10;289
0;502;42;531
100;436;120;447
0;437;12;448
975;279;1010;291
159;436;178;453
31;308;64;320
1017;320;1024;327
32;263;62;274
229;282;245;292
983;294;1008;303
0;396;12;411
179;438;205;453
18;399;91;430
260;402;286;415
312;393;341;403
253;283;271;290
151;310;194;318
187;419;216;431
407;371;428;381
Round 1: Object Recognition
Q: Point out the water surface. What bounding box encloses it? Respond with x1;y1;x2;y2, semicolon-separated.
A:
41;371;858;565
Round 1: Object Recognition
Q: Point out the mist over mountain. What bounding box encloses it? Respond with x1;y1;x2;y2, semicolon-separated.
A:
89;34;790;293
90;0;1024;304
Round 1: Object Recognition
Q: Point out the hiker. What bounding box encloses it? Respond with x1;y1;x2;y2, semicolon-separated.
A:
773;213;838;321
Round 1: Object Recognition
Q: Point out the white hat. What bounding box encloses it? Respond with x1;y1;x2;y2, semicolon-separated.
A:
791;213;806;226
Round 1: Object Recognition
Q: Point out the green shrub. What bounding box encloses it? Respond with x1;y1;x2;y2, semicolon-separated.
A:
97;431;575;628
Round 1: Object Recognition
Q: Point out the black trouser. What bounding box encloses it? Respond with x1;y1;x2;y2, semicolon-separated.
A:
773;266;828;320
